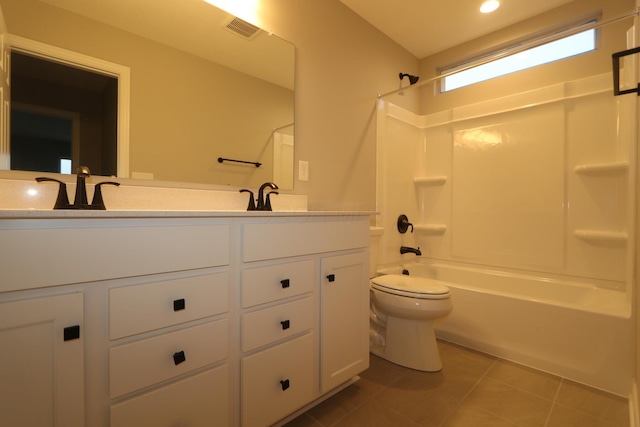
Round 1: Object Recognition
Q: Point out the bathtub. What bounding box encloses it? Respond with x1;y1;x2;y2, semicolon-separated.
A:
390;261;633;396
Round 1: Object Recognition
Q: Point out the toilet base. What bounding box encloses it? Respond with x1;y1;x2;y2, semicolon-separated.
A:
371;316;443;372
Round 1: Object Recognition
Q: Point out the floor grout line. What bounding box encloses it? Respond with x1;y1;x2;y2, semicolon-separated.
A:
542;377;564;427
321;365;398;427
435;354;500;427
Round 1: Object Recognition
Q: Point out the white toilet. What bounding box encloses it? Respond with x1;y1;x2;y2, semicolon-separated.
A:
369;273;452;371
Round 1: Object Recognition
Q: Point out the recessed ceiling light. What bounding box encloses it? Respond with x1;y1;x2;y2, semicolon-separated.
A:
480;0;501;13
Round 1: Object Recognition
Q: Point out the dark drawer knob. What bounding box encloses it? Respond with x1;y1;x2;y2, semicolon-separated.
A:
280;320;290;330
280;379;290;391
173;298;186;311
326;274;335;282
173;351;186;365
63;325;81;341
280;279;290;289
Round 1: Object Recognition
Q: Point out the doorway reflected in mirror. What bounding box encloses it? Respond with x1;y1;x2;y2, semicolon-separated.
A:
10;51;118;176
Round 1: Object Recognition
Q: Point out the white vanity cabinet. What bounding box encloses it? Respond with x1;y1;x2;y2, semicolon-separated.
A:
240;217;370;426
0;213;370;427
0;292;84;427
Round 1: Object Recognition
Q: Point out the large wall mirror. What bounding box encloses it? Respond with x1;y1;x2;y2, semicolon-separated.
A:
0;0;295;189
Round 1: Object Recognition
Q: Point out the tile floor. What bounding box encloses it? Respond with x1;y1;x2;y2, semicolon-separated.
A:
285;340;629;427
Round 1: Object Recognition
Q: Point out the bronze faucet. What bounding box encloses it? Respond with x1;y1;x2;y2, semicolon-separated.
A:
36;166;120;210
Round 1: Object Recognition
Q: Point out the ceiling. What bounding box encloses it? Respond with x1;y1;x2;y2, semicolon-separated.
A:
24;0;575;84
339;0;575;59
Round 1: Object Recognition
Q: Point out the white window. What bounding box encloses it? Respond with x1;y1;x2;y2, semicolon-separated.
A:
441;26;596;92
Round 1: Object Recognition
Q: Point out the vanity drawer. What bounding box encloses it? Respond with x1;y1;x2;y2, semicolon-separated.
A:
110;319;228;398
109;272;228;339
0;220;230;293
242;296;314;352
242;219;369;262
241;333;316;427
241;260;314;308
110;364;229;427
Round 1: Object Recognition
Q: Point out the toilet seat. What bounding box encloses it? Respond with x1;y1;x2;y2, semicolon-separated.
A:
371;274;450;300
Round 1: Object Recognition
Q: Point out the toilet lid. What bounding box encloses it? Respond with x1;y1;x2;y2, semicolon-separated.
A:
371;274;450;299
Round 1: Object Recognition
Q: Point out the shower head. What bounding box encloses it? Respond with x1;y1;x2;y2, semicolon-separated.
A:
399;73;419;85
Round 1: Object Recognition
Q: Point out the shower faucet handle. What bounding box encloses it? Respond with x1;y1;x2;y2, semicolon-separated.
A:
397;214;414;233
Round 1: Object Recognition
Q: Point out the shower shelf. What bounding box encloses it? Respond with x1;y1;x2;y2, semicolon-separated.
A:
574;229;628;244
369;226;384;236
414;224;447;235
573;162;628;176
414;176;447;186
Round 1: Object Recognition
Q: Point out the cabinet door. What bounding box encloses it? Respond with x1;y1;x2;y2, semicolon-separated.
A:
0;292;84;427
320;252;369;392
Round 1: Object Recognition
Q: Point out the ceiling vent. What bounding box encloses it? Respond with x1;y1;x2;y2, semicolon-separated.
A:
224;17;261;40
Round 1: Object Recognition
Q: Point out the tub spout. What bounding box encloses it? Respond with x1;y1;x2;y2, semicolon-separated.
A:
400;246;421;256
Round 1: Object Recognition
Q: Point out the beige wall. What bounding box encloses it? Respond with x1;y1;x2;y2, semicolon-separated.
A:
248;0;419;211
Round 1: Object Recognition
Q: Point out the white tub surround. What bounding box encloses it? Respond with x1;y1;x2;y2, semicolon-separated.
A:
376;73;634;285
375;72;636;397
0;212;371;427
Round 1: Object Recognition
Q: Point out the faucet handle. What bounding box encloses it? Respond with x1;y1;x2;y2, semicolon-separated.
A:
89;181;120;210
265;191;278;211
240;189;256;211
35;177;72;209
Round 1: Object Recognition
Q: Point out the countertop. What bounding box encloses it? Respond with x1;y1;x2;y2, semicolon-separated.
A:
0;178;377;219
0;209;377;219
